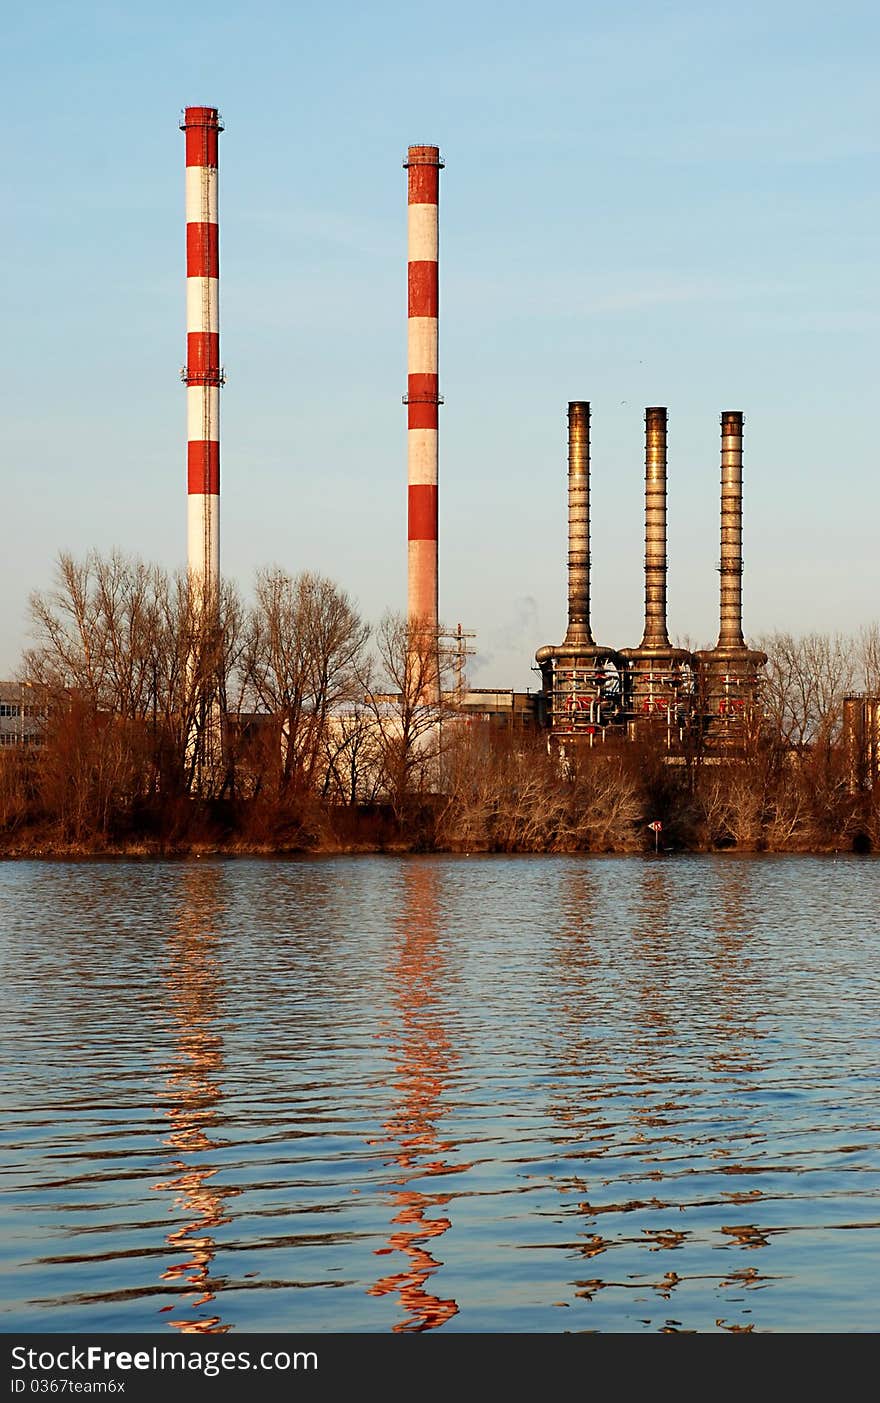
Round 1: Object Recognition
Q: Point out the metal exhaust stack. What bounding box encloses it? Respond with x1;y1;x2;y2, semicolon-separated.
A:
536;402;621;740
563;401;594;647
718;410;746;648
642;407;671;649
620;408;691;732
695;411;766;740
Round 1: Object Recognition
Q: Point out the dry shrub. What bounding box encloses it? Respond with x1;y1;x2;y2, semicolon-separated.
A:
0;750;37;834
565;749;643;851
437;726;641;852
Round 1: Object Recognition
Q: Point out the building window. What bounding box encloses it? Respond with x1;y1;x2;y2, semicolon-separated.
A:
0;704;20;718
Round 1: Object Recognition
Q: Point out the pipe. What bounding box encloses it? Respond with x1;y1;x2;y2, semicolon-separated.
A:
641;407;670;648
718;410;745;648
405;144;443;651
563;401;595;646
181;105;223;607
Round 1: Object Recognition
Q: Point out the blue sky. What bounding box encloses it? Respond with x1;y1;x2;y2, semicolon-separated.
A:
2;1;877;687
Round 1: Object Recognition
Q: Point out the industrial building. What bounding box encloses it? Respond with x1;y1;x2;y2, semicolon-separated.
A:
163;112;772;756
535;403;767;749
0;110;773;772
396;143;769;749
0;683;51;748
453;689;545;730
0;101;871;843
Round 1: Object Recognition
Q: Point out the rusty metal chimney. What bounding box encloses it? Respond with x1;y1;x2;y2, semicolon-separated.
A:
641;407;670;649
620;406;691;730
536;401;621;737
563;401;594;647
694;410;766;740
717;410;745;648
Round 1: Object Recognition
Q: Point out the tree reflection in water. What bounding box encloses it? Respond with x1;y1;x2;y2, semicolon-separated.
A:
368;861;466;1332
152;864;236;1333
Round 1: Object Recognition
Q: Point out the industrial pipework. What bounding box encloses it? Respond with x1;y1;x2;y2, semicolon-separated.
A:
694;412;766;736
619;408;692;732
536;403;621;739
181;105;224;606
404;144;443;702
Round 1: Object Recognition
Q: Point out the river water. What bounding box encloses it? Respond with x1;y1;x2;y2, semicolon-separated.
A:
1;854;878;1334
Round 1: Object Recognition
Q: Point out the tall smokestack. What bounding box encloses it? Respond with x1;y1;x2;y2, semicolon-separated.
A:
641;407;670;648
536;402;621;735
563;402;594;647
620;406;690;729
404;145;443;655
181;106;223;605
717;410;745;648
694;409;766;739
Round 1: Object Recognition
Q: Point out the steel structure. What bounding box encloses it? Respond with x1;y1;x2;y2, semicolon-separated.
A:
534;405;767;749
619;408;692;733
694;412;766;737
535;402;621;738
181;105;224;604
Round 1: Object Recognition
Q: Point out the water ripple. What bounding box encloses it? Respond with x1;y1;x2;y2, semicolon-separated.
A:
2;854;879;1331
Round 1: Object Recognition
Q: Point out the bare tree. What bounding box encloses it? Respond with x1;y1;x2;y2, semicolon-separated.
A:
242;569;369;798
27;550;244;803
28;551;160;715
320;679;385;806
38;697;151;843
856;623;880;694
757;630;856;753
364;612;456;823
150;570;244;797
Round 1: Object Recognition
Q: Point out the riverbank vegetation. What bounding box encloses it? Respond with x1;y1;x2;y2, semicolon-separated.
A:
1;551;878;857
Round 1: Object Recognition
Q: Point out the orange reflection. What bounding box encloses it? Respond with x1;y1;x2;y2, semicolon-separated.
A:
152;864;236;1333
368;861;465;1331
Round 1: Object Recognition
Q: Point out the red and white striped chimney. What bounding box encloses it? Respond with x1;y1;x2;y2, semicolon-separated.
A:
404;145;443;650
181;106;223;604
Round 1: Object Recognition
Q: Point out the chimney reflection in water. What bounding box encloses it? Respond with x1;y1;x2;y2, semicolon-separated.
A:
152;865;235;1333
707;866;774;1275
626;868;775;1302
551;865;772;1320
368;862;466;1331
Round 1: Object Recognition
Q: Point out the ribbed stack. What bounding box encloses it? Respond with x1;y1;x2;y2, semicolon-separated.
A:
563;402;594;646
718;411;745;648
641;407;671;648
